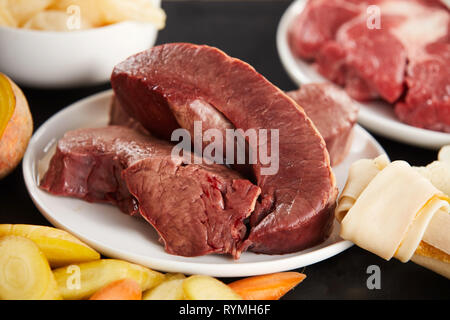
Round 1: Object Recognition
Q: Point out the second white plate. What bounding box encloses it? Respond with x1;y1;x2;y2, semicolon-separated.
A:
276;0;450;150
23;90;386;277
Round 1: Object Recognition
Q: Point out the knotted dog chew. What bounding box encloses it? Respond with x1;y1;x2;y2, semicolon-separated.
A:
336;155;450;278
335;155;389;223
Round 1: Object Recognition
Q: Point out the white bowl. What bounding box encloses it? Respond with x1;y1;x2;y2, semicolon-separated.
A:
0;0;161;88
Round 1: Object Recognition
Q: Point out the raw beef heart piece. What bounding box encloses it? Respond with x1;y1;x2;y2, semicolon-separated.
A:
40;126;261;258
111;43;338;255
287;83;359;166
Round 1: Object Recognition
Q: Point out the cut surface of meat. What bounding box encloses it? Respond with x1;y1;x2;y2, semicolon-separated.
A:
287;83;359;166
40;126;151;215
111;43;337;255
395;42;450;132
383;0;450;131
40;126;261;258
288;0;363;59
110;95;255;180
333;15;407;103
110;96;149;135
113;81;359;167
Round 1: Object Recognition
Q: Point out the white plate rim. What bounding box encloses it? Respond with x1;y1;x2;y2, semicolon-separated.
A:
276;0;450;150
23;90;387;277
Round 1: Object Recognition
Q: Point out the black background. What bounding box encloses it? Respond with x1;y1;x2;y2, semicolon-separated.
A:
0;0;449;299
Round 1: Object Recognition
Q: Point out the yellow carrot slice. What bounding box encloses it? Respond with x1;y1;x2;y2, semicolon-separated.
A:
0;236;61;300
183;275;241;300
143;274;186;300
53;259;164;300
0;224;100;267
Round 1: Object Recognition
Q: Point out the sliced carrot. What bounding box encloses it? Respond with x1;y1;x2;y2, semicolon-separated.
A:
89;278;142;300
228;272;306;300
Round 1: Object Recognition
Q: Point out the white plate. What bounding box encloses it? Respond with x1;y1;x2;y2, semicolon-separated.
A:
23;90;386;277
277;0;450;150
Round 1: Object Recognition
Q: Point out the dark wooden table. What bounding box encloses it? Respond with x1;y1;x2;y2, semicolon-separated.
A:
1;0;449;299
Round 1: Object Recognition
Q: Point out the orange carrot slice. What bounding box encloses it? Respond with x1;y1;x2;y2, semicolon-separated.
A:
228;272;306;300
89;278;142;300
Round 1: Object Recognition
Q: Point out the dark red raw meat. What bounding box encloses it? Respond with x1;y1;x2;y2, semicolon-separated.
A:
287;83;359;166
40;126;261;258
111;43;338;255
